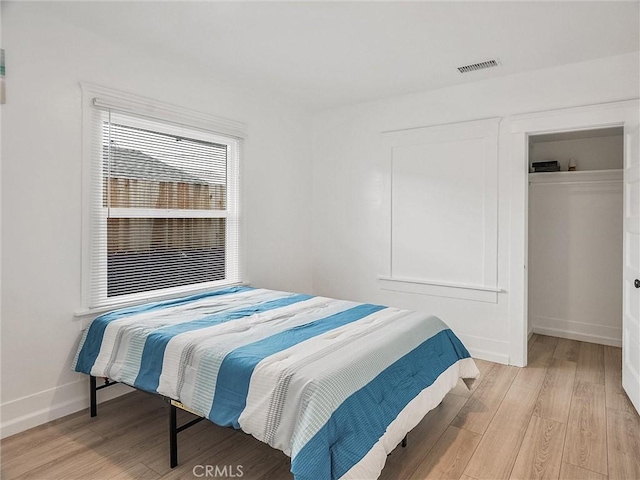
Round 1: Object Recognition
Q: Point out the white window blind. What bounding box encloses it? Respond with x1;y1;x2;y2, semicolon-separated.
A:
86;100;241;309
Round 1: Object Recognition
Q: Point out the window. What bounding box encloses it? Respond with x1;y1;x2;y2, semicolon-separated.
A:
81;85;244;309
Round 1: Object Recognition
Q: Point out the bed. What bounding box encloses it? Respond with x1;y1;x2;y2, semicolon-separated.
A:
73;286;478;480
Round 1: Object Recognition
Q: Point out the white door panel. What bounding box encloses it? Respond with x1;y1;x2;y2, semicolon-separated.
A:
623;121;640;414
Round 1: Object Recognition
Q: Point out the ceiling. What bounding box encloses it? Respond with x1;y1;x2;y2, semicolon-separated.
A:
41;1;640;111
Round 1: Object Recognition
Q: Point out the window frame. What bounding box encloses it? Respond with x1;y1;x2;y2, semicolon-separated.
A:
79;83;246;312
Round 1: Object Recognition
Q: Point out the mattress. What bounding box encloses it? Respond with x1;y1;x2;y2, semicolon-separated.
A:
73;286;478;480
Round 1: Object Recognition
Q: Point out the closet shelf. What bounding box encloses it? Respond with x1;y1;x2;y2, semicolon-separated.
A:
529;169;622;185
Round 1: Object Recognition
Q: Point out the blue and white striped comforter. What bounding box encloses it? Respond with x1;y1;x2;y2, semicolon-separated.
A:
73;286;478;480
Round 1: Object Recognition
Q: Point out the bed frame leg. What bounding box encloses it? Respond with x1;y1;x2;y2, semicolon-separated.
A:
170;403;178;468
402;434;407;448
90;376;97;418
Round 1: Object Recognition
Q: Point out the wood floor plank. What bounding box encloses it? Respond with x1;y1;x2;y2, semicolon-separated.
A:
254;459;293;480
562;381;607;476
62;420;170;479
0;410;90;462
158;440;283;480
529;333;539;352
450;359;494;398
87;394;167;437
606;408;640;480
156;434;255;479
553;339;580;363
509;415;566;480
536;335;559;348
1;427;105;479
558;462;607;480
513;342;555;391
13;404;170;480
160;441;282;480
142;422;241;476
451;364;519;435
603;346;635;413
234;442;290;480
380;393;468;480
463;383;538;480
107;462;161;480
408;426;481;480
533;359;577;424
575;342;605;386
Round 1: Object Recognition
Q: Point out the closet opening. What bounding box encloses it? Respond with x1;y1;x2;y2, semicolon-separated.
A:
527;127;624;347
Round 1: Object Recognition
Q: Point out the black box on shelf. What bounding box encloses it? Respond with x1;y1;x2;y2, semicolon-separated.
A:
532;160;560;172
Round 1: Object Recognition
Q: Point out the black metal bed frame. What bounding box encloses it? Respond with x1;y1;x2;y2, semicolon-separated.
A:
89;375;407;469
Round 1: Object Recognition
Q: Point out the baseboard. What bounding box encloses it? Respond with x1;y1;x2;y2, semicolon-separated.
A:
456;333;510;365
531;315;622;347
1;378;134;439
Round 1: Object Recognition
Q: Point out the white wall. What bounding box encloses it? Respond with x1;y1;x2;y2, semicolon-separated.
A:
528;170;623;346
380;119;500;304
0;2;3;435
311;52;639;365
531;135;624;171
0;2;313;437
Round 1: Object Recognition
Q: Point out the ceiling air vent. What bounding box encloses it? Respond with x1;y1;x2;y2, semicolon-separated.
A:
457;59;500;74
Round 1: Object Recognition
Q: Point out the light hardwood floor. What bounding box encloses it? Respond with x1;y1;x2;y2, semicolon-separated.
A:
2;335;639;480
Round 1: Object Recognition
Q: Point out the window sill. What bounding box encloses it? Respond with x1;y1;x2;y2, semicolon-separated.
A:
378;276;503;303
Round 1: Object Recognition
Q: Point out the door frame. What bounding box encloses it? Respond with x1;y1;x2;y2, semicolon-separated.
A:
507;99;639;367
